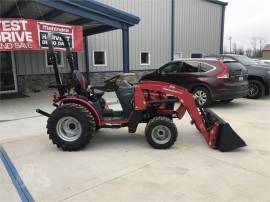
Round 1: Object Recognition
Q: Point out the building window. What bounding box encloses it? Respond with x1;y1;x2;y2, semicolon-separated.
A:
191;53;203;58
93;51;106;66
140;52;150;65
45;51;64;67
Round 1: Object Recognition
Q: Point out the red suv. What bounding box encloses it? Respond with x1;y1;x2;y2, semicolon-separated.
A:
140;59;249;107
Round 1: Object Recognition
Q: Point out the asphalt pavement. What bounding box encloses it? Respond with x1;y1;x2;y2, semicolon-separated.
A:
0;91;270;202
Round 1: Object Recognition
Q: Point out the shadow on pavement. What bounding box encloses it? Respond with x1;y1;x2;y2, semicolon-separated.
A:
210;100;244;109
85;131;147;150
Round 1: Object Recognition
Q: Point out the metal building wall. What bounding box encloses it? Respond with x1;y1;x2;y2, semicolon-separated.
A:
88;0;223;72
88;0;172;72
174;0;222;58
14;51;85;75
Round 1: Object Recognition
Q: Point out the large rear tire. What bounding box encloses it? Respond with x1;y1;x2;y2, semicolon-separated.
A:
47;103;96;151
145;116;178;149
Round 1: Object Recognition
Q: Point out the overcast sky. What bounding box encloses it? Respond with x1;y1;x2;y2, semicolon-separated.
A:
224;0;270;51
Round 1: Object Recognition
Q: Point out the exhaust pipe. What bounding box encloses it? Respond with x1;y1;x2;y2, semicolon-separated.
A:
36;109;51;118
205;109;247;152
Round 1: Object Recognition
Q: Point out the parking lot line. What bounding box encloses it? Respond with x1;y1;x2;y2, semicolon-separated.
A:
173;143;189;150
0;115;42;123
0;145;34;202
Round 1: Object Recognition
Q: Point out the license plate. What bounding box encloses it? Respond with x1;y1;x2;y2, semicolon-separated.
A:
238;76;244;81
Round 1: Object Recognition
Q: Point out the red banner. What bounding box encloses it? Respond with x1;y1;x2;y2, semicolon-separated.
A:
0;18;83;52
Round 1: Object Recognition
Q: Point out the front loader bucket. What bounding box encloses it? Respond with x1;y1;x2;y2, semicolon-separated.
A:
216;122;247;152
205;109;247;152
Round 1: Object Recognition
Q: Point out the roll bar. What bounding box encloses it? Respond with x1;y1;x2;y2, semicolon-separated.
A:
47;32;78;96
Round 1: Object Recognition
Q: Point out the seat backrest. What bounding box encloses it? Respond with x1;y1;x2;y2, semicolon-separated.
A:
72;70;88;94
115;80;134;117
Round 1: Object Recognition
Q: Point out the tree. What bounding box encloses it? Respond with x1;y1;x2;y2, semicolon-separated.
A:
251;37;257;51
232;43;237;54
258;37;266;58
238;46;245;55
245;49;253;57
250;37;267;58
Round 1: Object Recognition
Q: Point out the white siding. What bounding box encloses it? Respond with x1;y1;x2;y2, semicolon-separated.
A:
174;0;222;58
88;0;172;72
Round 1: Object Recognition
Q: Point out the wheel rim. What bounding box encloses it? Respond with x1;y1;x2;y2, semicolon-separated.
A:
194;90;207;106
248;84;259;97
151;125;171;144
56;116;82;142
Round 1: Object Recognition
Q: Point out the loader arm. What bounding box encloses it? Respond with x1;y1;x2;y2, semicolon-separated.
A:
136;81;246;151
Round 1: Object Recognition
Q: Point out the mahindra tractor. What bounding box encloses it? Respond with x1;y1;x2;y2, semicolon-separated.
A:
36;33;246;152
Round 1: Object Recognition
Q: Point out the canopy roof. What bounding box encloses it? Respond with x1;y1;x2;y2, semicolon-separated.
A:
0;0;140;36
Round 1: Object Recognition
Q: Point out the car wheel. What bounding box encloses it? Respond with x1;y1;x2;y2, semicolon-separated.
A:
192;87;212;107
247;80;265;99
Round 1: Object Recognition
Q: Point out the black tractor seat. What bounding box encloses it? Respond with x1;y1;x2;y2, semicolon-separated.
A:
93;89;104;97
115;80;134;118
72;69;105;99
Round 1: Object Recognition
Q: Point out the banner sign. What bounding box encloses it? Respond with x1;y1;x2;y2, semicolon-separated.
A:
0;18;83;52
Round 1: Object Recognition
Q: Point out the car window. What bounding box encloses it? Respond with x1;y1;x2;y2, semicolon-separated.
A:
224;61;245;70
180;61;199;73
200;62;214;72
160;62;180;74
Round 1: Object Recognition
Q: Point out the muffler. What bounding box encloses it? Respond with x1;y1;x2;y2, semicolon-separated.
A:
205;109;247;152
36;109;51;117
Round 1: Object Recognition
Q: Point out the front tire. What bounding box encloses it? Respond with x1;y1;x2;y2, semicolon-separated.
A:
145;117;178;149
47;103;96;151
247;80;265;99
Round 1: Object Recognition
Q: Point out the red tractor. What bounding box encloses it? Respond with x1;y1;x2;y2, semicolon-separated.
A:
37;33;246;152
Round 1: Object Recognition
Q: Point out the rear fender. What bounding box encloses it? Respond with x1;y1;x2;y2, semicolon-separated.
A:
60;97;101;126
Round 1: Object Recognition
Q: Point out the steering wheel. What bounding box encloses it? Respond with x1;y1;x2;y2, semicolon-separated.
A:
104;75;119;84
104;75;118;90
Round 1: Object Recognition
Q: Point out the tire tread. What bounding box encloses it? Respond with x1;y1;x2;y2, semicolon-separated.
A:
145;116;178;149
47;103;95;151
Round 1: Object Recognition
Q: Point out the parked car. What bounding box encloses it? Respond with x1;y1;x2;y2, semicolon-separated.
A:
253;59;269;66
261;60;270;65
140;58;249;107
205;54;270;99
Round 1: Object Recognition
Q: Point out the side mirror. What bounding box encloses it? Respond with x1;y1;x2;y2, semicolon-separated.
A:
156;69;161;74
